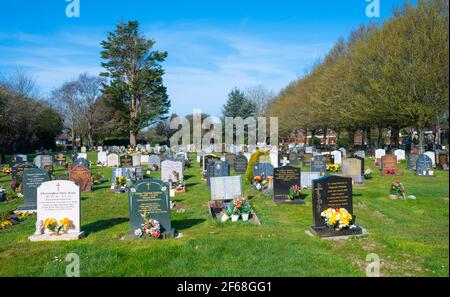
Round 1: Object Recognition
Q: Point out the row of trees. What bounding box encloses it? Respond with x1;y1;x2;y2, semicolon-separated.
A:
268;0;449;152
0;71;63;154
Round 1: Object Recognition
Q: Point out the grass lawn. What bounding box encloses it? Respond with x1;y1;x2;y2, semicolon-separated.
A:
0;152;448;277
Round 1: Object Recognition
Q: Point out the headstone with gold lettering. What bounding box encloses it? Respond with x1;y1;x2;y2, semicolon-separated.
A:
128;179;174;239
310;175;363;238
273;166;303;204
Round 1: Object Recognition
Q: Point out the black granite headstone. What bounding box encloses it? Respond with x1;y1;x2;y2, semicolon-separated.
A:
273;166;302;204
416;154;433;176
310;155;327;174
233;154;248;174
128;179;174;239
253;163;274;177
206;160;230;187
18;168;51;211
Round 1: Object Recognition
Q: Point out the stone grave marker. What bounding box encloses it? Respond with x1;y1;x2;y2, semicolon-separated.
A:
73;157;89;169
394;149;406;162
128;179;174;239
69;164;92;192
310;155;327;175
161;160;183;183
375;149;386;160
424;151;436;168
225;153;236;166
253;163;274;178
273;166;302;204
233;154;248;174
29;180;84;241
210;176;243;201
342;158;363;183
18;168;51;212
437;154;449;170
407;154;419;170
330;151;342;165
354;150;365;159
416;154;433;176
381;155;398;175
302;153;314;167
206;160;230;187
131;153;142;167
148;155;161;168
107;153;119;167
120;155;133;168
300;172;321;189
97;152;107;166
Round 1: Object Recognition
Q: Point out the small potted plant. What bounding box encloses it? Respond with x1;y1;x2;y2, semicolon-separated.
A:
221;208;231;222
240;199;251;222
231;208;241;222
389;180;405;200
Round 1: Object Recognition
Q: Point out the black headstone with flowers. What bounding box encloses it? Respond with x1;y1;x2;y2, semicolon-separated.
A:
310;175;363;238
273;166;303;204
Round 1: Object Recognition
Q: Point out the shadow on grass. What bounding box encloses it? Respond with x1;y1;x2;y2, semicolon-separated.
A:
83;217;128;236
93;184;112;191
172;218;206;231
185;182;199;188
184;174;195;181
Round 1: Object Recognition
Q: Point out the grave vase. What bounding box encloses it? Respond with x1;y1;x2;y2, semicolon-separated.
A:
231;214;240;222
241;213;249;222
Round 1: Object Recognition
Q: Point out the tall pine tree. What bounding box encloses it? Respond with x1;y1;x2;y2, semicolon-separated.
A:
222;87;255;119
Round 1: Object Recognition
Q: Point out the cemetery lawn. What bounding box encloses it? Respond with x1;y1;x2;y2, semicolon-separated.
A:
0;153;448;277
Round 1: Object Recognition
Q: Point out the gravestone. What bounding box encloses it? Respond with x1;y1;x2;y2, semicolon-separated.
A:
381;155;398;175
233;154;248;174
310;175;362;238
69;164;92;192
253;163;274;178
107;154;119;167
77;153;87;160
148;155;161;168
354;150;365;159
128;179;174;239
196;151;205;163
302;153;314;167
131;153;142;167
310;155;327;175
97;152;107;166
206;160;230;187
394;149;406;162
300;172;321;189
161;160;184;183
73;157;89;169
29;180;84;241
407;154;419;170
273;166;302;204
289;151;298;166
210;176;243;201
11;163;35;188
80;146;87;153
338;148;347;158
225;153;236;166
375;149;386;160
120;155;133;168
55;153;66;165
269;150;278;169
424;151;436;168
140;154;149;165
18;168;51;212
437;154;449;170
416;154;433;176
354;156;365;178
330;151;342;165
259;155;272;164
202;154;220;172
342;158;363;183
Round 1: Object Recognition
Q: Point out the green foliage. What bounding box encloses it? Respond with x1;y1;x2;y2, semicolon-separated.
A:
100;20;170;145
245;150;269;182
222;87;256;119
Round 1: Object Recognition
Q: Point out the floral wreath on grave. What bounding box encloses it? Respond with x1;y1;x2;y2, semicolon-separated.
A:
41;217;74;235
389;180;406;200
326;163;340;173
135;212;161;238
253;175;272;192
288;185;302;200
321;208;353;230
0;210;32;230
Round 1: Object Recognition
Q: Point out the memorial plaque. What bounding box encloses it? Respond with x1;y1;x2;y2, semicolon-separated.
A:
29;180;83;241
18;168;51;211
310;155;327;174
342;158;363;183
381;155;397;175
107;154;119;167
273;166;302;203
128;179;174;238
233;155;248;174
206;160;230;187
407;154;419;170
210;176;243;201
253;163;274;178
161;160;183;183
120;155;133;168
311;175;361;237
416;154;433;176
69;164;92;192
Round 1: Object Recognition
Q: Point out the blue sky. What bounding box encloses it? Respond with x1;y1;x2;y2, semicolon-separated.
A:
0;0;411;116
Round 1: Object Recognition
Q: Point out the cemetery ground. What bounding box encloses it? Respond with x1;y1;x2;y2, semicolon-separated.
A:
0;152;448;277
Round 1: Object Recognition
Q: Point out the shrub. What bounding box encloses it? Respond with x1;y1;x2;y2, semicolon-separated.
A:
245;149;269;182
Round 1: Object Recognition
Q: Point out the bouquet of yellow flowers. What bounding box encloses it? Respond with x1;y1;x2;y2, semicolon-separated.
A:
326;164;340;173
43;217;73;234
321;208;353;230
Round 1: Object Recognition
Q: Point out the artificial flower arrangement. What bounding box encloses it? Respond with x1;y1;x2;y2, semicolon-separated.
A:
2;167;12;174
0;211;32;230
134;211;161;239
288;185;302;200
321;208;353;230
114;176;127;189
222;197;252;222
326;163;340;173
253;175;272;192
41;217;74;235
389;180;406;200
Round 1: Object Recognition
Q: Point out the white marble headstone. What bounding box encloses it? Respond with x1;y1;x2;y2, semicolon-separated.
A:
331;150;342;165
375;149;386;159
424;151;436;167
394;149;406;162
210;176;243;201
97;152;107;166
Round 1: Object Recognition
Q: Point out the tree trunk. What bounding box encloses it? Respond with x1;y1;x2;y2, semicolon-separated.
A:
391;126;400;148
418;128;425;154
130;131;137;147
377;125;383;148
87;122;93;148
336;129;341;146
348;129;356;150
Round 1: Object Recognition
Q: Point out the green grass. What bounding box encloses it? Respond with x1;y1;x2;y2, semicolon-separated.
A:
0;152;448;276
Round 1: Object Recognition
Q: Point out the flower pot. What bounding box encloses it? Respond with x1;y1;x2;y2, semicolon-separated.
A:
241;213;249;222
221;214;229;222
231;214;240;222
389;194;399;200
